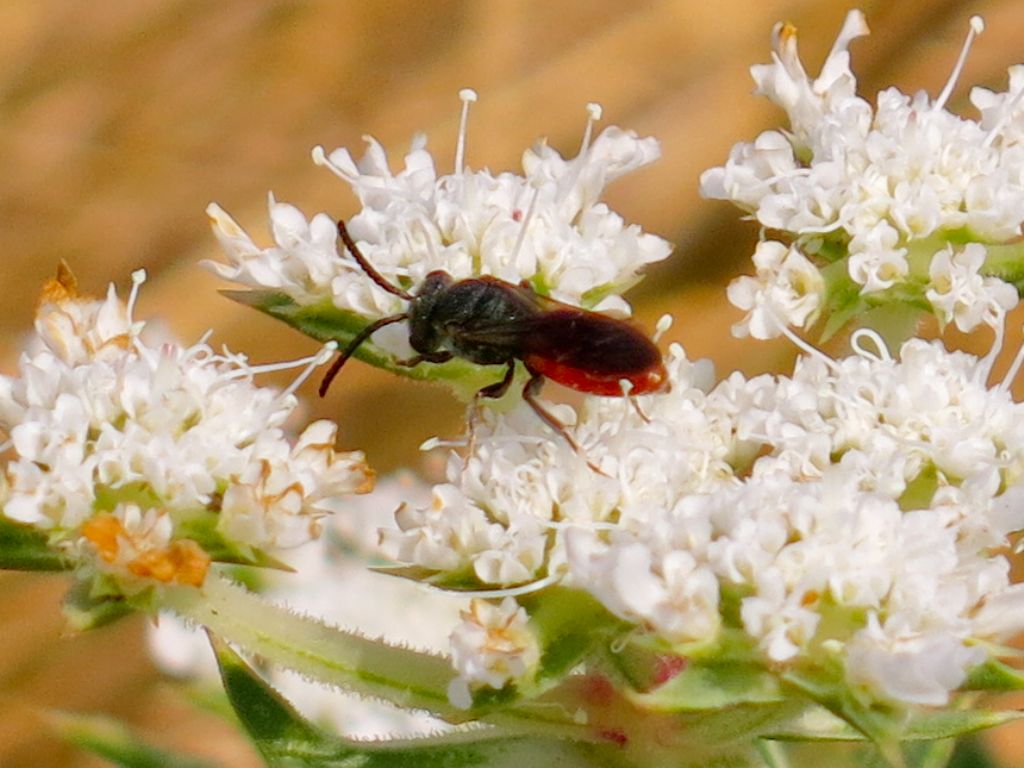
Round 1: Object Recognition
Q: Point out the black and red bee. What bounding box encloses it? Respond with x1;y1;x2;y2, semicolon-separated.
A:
320;220;667;459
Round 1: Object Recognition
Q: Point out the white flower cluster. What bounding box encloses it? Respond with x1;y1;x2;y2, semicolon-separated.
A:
447;597;540;709
0;268;372;587
384;336;1024;706
205;93;672;359
701;11;1021;337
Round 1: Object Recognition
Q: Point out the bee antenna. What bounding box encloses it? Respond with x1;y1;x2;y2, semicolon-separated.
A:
337;220;414;301
318;312;409;397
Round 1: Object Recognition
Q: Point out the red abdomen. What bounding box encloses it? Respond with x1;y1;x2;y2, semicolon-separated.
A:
525;354;667;396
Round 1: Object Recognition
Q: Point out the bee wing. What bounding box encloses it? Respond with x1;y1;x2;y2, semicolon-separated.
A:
518;309;662;375
439;289;571;349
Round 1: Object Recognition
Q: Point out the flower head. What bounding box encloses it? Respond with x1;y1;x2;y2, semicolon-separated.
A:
702;12;1023;338
0;268;373;590
448;597;540;709
205;93;671;360
384;330;1024;707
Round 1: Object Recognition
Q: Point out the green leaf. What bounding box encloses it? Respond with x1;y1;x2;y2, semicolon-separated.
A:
765;701;1024;742
62;576;135;630
223;290;506;401
372;563;488;591
948;735;999;768
0;515;68;571
522;587;628;688
47;710;214;768
210;632;334;758
662;701;808;750
982;241;1024;292
211;633;596;768
964;657;1024;692
164;574;460;721
817;261;866;342
901;709;1024;742
780;665;904;766
627;660;784;712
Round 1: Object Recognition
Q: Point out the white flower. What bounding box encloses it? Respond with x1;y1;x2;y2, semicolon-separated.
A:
926;243;1018;331
390;330;1024;707
75;504;209;588
846;614;987;706
727;240;824;338
702;11;1023;334
566;530;720;644
749;10;869;150
846;221;908;294
381;346;734;589
34;262;138;366
448;597;540;707
0;269;373;587
206;95;672;359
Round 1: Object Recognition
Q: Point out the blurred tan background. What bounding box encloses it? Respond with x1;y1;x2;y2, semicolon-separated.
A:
2;1;1024;765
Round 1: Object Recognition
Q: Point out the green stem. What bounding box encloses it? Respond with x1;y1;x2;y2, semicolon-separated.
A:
162;573;457;714
161;573;588;739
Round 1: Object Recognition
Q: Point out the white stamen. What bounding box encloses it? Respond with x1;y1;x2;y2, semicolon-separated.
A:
229;343;337;392
768;305;839;372
280;342;339;399
127;269;146;324
414;218;440;263
311;145;329;167
420;435;468;451
312;144;356;182
984;86;1024;148
850;328;892;362
935;15;985;111
509;184;541;269
455;88;478;175
998;331;1024;392
781;220;846;235
552;102;607;211
629;395;652;423
454;573;560;599
208;348;242;368
580;102;603;156
654;314;673;342
979;310;1006;384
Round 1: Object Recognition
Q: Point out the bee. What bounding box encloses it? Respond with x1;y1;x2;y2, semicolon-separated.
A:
321;221;667;462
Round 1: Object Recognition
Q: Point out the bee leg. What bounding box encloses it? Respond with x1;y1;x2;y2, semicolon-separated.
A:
465;361;518;460
629;395;651;424
476;360;518;400
522;369;608;477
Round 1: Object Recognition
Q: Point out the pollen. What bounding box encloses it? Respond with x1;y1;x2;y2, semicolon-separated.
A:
355;466;377;494
81;512;210;587
80;514;124;563
128;540;211;587
39;260;80;307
